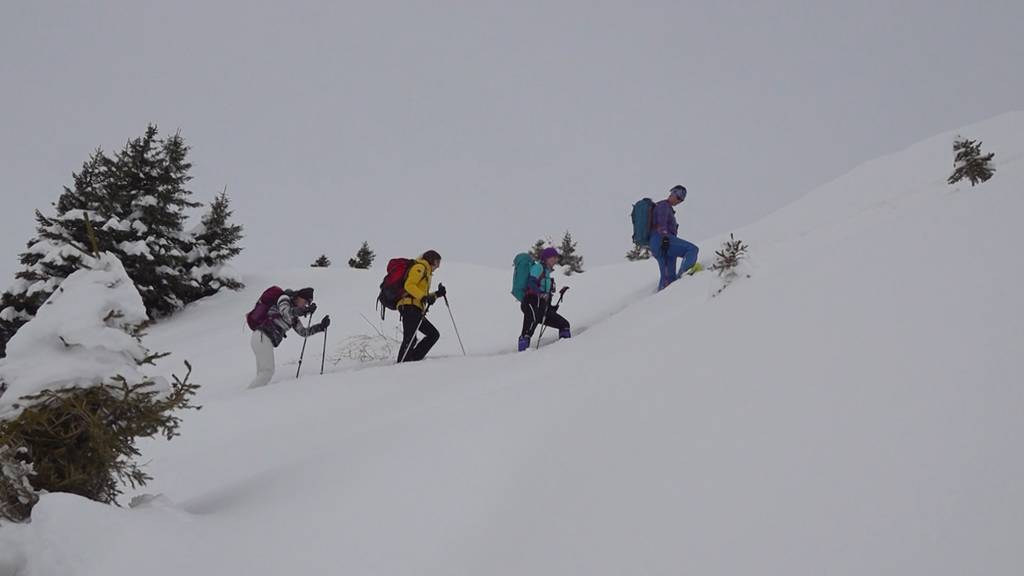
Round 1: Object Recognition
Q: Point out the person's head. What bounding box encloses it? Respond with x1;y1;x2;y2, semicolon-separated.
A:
422;250;442;271
540;247;560;269
667;184;687;206
293;287;314;308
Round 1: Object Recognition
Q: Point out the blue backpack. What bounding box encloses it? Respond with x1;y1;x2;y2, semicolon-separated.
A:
511;253;534;302
631;198;655;245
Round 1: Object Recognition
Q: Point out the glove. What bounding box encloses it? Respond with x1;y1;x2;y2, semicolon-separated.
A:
661;236;670;254
319;315;331;330
425;294;438;306
305;302;318;316
539;292;551;302
435;284;447;298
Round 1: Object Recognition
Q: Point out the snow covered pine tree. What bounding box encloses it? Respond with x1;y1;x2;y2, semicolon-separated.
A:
0;252;198;522
0;126;244;353
187;190;245;297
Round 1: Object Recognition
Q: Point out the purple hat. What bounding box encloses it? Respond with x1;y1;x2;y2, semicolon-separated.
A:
540;247;560;261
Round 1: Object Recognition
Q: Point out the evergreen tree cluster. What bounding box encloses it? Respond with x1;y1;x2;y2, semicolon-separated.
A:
0;126;244;352
948;137;996;186
311;254;332;268
348;241;376;269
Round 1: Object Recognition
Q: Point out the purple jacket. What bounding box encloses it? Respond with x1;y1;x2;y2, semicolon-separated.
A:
652;200;679;237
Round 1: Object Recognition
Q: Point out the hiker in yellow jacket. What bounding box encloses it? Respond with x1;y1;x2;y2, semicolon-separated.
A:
397;250;446;362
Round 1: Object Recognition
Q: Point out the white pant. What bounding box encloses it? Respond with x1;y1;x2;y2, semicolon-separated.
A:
249;331;276;388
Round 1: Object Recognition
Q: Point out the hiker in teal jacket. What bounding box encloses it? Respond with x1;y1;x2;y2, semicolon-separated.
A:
519;247;570;351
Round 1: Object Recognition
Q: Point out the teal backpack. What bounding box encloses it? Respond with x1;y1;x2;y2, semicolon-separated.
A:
631;198;655;245
511;253;534;302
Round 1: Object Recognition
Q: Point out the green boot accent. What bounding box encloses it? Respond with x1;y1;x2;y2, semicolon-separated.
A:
684;262;705;276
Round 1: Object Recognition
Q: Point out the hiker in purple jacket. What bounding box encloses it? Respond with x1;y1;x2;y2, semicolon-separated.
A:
648;185;699;290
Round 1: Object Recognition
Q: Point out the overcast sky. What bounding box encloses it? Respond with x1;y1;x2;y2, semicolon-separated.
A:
2;1;1022;283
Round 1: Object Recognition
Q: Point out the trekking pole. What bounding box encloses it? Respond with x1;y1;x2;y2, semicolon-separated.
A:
442;294;466;356
535;286;569;350
296;314;314;378
398;302;430;364
320;326;328;375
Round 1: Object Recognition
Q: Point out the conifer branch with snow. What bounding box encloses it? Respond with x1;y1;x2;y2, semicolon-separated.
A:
948;136;996;186
0;253;199;522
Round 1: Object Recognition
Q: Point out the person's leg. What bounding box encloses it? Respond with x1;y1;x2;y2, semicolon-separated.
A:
397;306;421;363
409;316;440;361
249;331;276;388
668;237;699;277
519;299;538;351
544;310;571;338
649;236;673;290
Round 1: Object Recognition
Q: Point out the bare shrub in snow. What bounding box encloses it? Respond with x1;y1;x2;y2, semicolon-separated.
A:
0;253;199;522
332;315;401;364
711;234;751;297
948;137;995;186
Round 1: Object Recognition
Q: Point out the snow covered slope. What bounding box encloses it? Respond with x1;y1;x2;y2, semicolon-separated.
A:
2;113;1023;575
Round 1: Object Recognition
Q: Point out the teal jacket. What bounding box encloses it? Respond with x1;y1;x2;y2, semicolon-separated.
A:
526;262;554;295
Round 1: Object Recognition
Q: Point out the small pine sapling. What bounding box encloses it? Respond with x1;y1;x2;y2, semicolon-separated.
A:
348;242;376;269
711;233;751;297
948;137;995;186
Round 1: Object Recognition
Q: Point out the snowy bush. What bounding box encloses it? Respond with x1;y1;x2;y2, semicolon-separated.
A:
948;137;995;186
626;243;651;261
0;253;199;522
0;445;36;522
311;254;332;268
711;234;751;297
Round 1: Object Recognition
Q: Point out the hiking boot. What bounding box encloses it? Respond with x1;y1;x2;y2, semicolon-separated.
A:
558;329;571;339
518;336;530;352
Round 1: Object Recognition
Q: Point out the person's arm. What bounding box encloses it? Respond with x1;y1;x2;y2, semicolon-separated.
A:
280;296;316;337
403;262;430;305
525;262;544;295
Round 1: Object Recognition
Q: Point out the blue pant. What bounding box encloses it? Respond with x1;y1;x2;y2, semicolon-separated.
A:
649;234;699;290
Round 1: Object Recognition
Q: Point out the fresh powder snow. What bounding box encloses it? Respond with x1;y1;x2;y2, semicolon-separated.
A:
0;114;1022;575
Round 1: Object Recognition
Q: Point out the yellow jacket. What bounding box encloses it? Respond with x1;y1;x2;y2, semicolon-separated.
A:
398;259;433;310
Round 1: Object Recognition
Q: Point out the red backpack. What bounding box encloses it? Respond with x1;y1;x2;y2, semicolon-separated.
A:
377;258;412;318
246;286;285;330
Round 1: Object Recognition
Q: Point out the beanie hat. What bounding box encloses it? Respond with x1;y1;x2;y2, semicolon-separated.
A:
670;185;687;201
294;287;315;301
540;247;560;261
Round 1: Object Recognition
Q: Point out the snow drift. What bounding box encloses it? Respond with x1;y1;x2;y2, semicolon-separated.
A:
1;113;1022;576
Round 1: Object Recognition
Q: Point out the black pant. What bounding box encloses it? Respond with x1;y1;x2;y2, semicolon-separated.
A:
520;295;569;338
398;305;440;362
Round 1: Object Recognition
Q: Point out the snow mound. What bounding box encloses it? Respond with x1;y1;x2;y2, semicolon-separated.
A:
0;253;148;414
